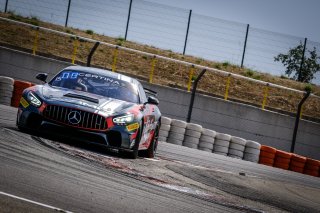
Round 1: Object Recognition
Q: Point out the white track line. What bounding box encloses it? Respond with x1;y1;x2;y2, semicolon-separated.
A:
0;191;72;213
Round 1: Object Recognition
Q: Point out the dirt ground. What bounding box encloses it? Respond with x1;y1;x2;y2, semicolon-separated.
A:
0;13;319;120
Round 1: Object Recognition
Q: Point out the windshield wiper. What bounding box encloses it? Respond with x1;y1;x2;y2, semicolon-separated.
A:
64;93;99;104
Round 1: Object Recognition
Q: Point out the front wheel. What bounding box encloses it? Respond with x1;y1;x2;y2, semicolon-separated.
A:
119;149;138;159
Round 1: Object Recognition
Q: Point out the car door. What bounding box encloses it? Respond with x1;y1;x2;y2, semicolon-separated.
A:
137;84;156;149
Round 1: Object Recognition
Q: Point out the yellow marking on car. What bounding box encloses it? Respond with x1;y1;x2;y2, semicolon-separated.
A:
20;97;29;108
126;123;139;131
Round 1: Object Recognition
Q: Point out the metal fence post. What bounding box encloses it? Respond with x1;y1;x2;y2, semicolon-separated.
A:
224;74;231;100
4;0;9;12
186;69;206;122
65;0;72;27
87;42;100;67
112;46;119;72
124;0;133;40
291;91;311;153
32;27;40;55
261;83;269;110
71;37;79;64
187;65;195;92
298;38;307;82
241;24;249;68
149;55;157;83
183;9;192;55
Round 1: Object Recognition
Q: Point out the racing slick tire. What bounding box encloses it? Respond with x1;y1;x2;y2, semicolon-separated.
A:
159;130;169;137
198;142;214;150
202;129;216;137
171;119;187;128
168;139;183;146
214;139;230;147
199;135;215;143
158;136;167;142
161;117;172;125
141;123;160;158
215;133;231;141
245;140;261;149
243;153;260;163
185;129;201;138
160;124;170;131
228;149;244;158
213;145;228;153
186;123;202;132
229;143;245;152
231;137;246;146
169;132;184;140
170;126;186;134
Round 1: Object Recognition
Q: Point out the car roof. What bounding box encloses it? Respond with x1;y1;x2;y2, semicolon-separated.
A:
63;66;140;85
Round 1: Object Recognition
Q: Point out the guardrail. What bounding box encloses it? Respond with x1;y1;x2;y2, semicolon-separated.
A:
0;16;319;124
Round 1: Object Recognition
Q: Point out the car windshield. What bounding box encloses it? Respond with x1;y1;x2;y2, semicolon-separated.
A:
49;70;140;103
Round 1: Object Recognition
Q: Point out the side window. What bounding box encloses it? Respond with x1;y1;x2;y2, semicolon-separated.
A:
138;83;147;103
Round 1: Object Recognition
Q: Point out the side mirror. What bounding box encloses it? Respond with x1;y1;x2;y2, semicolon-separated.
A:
147;96;159;105
36;73;48;83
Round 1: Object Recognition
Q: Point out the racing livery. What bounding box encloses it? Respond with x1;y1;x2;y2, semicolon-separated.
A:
16;66;161;158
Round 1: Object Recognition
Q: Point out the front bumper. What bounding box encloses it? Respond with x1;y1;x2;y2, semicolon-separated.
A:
17;108;136;150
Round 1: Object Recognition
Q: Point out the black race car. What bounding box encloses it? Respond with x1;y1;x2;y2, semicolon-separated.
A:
16;66;161;158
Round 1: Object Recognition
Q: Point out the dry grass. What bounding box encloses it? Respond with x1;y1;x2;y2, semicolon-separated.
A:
1;12;319;121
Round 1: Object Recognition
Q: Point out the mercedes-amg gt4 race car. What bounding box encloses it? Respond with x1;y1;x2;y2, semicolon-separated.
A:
16;66;161;158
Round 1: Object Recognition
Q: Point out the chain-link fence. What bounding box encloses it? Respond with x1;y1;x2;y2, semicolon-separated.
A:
1;16;320;123
2;0;319;84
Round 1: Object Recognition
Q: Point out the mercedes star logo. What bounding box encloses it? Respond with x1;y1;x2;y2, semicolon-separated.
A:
68;111;81;125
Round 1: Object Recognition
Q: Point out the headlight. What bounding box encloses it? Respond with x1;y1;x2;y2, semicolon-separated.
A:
27;91;42;107
113;114;134;124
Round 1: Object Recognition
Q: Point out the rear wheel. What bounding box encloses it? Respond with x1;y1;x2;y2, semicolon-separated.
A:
143;123;160;158
128;148;139;159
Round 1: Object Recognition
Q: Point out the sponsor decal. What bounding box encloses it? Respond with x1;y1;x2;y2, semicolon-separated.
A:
126;122;139;131
20;97;29;108
58;71;120;85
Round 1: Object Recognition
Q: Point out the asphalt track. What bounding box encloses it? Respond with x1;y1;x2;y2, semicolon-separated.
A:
0;104;320;213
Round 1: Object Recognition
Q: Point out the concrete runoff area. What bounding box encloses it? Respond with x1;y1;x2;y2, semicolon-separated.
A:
0;104;320;212
0;46;320;159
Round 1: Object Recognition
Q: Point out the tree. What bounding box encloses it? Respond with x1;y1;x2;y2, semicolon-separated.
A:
274;42;320;83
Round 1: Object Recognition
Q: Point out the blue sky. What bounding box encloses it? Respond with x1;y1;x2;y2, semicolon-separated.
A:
2;0;320;84
146;0;320;43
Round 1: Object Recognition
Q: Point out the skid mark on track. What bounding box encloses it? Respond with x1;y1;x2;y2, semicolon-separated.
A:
3;130;293;213
46;141;169;185
32;138;269;213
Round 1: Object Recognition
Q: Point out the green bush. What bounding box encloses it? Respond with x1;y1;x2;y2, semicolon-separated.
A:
222;61;230;67
85;29;94;35
245;70;254;77
304;84;313;92
116;37;125;46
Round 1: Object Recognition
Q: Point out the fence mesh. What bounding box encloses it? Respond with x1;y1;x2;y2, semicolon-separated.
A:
128;0;189;53
0;0;320;121
186;14;247;65
2;0;320;85
6;0;68;25
68;0;129;38
244;27;304;77
0;0;6;12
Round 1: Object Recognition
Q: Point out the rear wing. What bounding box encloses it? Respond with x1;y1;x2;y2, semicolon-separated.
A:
144;87;158;97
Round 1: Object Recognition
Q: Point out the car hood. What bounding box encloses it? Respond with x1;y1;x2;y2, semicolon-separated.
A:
38;84;135;116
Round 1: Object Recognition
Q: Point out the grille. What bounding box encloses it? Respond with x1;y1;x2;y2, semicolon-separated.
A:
43;105;107;131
